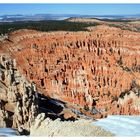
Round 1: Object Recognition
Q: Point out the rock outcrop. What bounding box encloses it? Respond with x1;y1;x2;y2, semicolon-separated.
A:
0;53;38;133
30;113;114;136
1;25;140;118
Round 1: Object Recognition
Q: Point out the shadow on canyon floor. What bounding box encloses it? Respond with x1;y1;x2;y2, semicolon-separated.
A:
38;93;77;121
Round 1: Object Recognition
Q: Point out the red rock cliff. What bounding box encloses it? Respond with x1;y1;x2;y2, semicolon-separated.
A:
1;26;140;118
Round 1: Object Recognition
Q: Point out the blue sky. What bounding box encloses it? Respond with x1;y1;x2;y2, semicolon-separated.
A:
0;4;140;16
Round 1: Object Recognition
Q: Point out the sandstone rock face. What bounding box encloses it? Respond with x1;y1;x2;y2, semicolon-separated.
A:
0;104;8;127
1;25;140;118
0;54;38;132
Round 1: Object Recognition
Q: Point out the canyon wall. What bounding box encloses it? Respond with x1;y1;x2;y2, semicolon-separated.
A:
0;52;38;133
1;25;140;118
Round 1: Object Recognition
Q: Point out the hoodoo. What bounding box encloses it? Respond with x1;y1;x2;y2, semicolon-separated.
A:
0;53;38;134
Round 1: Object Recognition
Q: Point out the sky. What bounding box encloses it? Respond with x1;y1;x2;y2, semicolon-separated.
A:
0;4;140;16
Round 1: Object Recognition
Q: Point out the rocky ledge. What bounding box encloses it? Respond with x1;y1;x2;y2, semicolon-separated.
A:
0;54;38;134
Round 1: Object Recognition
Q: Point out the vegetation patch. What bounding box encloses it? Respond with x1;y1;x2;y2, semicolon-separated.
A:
0;20;99;35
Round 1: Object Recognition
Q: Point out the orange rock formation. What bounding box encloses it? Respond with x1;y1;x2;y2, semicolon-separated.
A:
1;25;140;117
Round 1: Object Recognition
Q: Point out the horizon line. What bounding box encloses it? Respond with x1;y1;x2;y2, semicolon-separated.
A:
0;13;140;16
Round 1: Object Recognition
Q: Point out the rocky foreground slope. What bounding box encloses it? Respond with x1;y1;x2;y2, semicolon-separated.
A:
30;113;113;136
0;25;140;130
0;52;38;134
